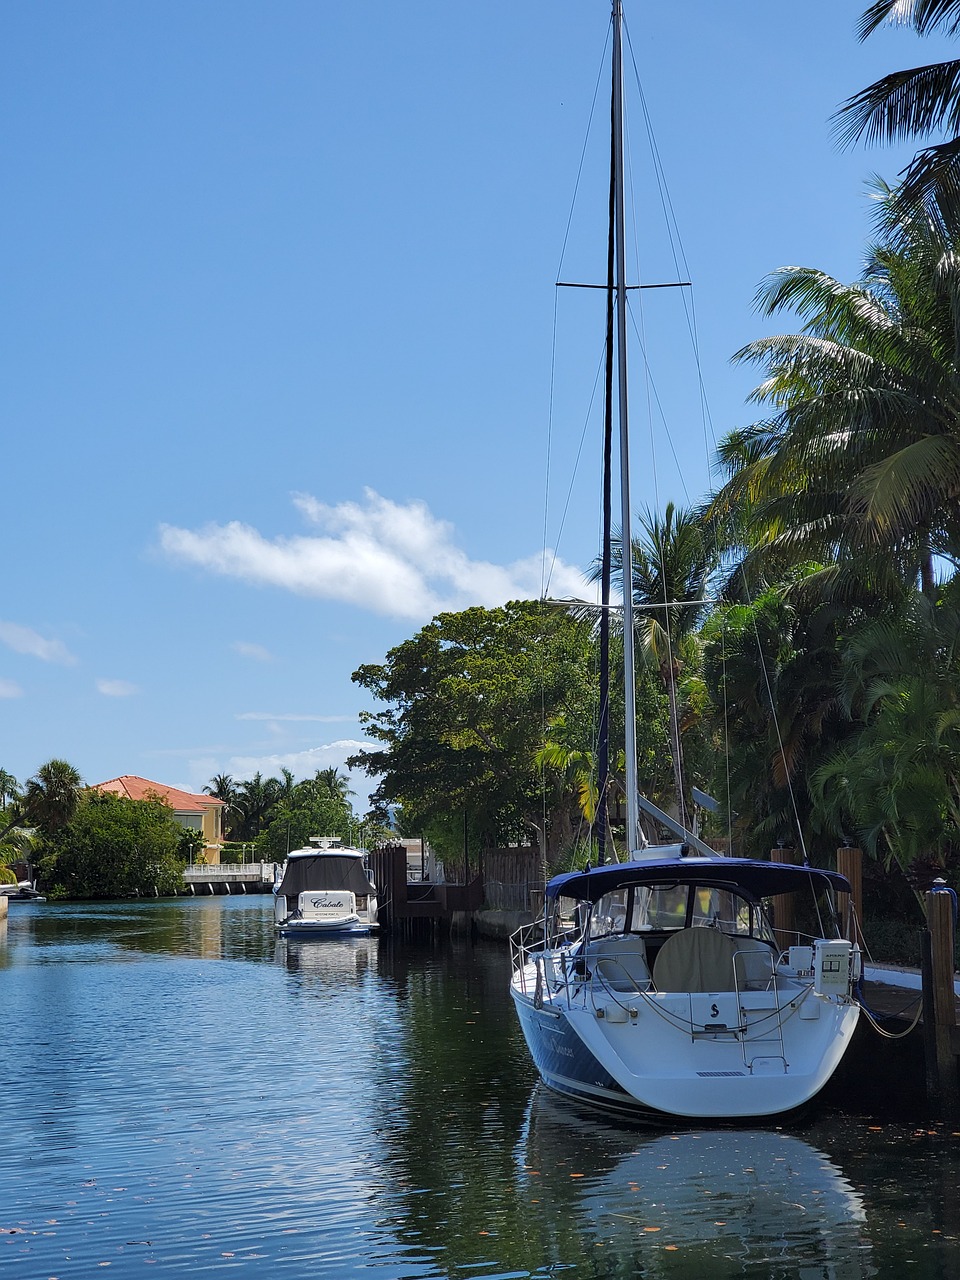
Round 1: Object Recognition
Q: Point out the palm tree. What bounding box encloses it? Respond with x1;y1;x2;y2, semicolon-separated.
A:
204;773;240;839
593;503;713;820
710;182;960;599
313;767;354;804
0;770;19;812
0;758;84;842
700;583;852;858
234;772;278;840
836;1;960;216
812;585;960;878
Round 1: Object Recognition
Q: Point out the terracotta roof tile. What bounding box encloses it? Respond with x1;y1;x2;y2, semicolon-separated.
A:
91;775;224;810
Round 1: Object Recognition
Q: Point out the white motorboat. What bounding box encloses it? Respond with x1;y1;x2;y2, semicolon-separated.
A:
273;837;378;937
510;0;861;1120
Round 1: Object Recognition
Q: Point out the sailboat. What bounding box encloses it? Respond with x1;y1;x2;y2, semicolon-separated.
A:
509;0;861;1120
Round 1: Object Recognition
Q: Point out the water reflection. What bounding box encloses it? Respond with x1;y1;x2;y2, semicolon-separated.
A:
275;934;378;988
1;894;276;964
2;899;960;1279
516;1088;871;1277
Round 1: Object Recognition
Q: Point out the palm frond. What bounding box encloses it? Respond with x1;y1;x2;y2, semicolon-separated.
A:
835;60;960;149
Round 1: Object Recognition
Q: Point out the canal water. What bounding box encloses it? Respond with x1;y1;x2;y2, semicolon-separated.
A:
1;896;958;1279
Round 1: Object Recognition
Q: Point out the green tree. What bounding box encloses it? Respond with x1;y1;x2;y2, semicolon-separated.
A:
312;767;354;804
594;503;714;819
812;583;960;880
204;773;241;838
349;601;599;872
700;580;855;859
836;1;960;216
0;770;19;812
255;790;352;862
233;772;278;840
0;758;84;843
711;183;960;599
40;792;188;898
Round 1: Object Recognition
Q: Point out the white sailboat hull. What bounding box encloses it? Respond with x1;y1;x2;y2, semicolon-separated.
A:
511;962;859;1120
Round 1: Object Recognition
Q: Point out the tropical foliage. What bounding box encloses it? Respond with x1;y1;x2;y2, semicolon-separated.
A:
591;503;715;823
39;791;192;899
836;0;960;217
348;601;684;873
203;766;367;851
350;602;597;870
701;186;960;878
0;758;83;844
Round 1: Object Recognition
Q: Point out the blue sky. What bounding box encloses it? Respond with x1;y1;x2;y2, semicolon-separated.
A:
1;2;953;809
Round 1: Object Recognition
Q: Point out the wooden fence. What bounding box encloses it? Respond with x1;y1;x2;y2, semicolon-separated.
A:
481;847;543;915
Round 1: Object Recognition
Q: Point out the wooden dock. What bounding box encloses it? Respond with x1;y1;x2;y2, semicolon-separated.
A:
370;845;484;938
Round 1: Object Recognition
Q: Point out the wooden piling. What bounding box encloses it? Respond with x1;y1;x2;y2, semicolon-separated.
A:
924;887;960;1119
769;847;799;951
835;846;864;946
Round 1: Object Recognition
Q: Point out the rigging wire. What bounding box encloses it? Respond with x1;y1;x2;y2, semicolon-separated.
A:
538;29;613;880
621;8;809;858
542;28;611;599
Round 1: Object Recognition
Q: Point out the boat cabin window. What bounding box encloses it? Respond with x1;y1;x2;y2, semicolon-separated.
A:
551;895;583;941
590;891;629;937
690;886;757;935
588;882;775;943
629;885;687;931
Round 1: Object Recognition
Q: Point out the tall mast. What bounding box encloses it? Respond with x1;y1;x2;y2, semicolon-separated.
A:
597;48;617;867
612;0;640;854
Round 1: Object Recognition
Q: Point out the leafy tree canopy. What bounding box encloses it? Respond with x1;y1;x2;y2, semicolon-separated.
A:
40;792;188;899
349;601;600;869
255;789;352;862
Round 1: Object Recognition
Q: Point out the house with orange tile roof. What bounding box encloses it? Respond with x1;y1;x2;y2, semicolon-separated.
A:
91;775;224;858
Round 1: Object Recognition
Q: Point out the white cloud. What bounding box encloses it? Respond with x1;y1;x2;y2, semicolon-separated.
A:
232;641;273;662
0;679;23;698
96;678;139;697
159;488;586;621
0;621;76;665
236;712;357;723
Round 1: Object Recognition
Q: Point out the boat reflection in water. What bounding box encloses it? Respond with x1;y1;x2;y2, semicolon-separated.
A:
516;1088;870;1276
274;934;378;988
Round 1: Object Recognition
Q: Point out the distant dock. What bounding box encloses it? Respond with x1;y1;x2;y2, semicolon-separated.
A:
182;862;275;894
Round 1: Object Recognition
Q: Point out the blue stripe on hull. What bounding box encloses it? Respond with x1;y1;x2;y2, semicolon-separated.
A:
511;991;656;1117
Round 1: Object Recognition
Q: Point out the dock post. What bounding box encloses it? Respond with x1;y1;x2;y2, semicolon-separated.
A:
769;846;799;951
835;845;864;946
924;886;959;1119
0;895;7;921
